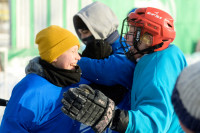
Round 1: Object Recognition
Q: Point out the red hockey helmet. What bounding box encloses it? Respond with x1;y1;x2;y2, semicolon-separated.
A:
120;7;176;53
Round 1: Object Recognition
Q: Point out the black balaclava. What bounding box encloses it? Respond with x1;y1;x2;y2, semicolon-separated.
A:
74;16;112;59
74;16;94;45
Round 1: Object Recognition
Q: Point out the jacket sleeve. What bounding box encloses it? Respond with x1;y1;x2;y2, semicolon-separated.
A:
125;48;187;132
0;117;30;133
126;83;173;133
0;77;46;132
0;95;36;132
78;54;135;88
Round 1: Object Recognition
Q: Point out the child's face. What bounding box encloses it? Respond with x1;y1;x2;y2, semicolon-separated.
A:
52;45;80;70
125;25;153;60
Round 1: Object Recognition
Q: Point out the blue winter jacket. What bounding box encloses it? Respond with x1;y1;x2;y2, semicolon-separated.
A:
125;45;187;133
0;73;129;133
0;74;89;133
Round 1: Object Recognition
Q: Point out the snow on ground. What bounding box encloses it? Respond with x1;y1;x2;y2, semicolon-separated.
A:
0;53;200;125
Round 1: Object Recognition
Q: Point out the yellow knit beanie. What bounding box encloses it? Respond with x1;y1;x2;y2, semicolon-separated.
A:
35;25;80;63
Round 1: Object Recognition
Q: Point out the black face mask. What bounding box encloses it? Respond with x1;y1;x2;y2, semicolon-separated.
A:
81;36;112;59
81;35;95;45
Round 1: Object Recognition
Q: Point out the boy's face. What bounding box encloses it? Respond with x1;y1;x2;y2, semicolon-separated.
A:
52;45;80;70
78;29;92;39
125;25;153;60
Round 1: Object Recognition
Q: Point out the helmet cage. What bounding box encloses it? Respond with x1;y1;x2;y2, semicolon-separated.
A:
120;17;144;54
120;17;163;55
120;17;132;53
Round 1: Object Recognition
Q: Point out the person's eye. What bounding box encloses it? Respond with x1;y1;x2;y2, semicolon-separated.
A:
82;30;89;34
83;31;88;34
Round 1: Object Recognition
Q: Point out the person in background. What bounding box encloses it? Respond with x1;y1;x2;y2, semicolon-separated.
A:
0;25;84;132
74;1;135;107
61;7;187;133
172;61;200;133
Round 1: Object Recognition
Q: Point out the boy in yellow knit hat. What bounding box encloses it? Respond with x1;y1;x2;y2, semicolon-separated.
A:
36;25;80;63
0;25;90;132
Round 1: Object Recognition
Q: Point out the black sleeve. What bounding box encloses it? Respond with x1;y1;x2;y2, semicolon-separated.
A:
110;109;129;133
89;83;128;105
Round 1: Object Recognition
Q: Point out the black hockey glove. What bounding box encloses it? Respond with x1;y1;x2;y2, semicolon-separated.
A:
61;84;115;133
82;39;112;59
61;84;129;133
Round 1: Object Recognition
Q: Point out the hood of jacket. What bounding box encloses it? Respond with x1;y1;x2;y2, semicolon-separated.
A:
25;56;44;77
73;1;119;41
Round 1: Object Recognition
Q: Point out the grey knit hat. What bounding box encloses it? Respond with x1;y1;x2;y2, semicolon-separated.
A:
172;61;200;132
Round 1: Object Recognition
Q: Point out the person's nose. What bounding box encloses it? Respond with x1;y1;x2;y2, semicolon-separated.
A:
76;53;81;60
124;30;133;40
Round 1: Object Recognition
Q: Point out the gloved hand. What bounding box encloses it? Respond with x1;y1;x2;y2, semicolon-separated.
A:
61;84;115;133
82;40;112;59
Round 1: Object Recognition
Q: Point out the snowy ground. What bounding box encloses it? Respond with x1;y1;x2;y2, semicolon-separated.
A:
0;53;200;125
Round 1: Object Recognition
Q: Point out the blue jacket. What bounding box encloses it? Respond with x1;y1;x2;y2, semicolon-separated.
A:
125;45;187;133
0;73;130;133
0;73;77;132
78;37;135;90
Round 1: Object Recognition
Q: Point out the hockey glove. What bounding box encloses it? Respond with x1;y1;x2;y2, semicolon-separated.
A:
61;84;115;133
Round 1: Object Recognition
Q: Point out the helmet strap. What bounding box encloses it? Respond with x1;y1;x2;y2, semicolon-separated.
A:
126;42;163;63
133;42;164;55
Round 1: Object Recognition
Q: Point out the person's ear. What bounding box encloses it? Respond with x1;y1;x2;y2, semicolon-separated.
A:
52;58;57;62
51;58;57;66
